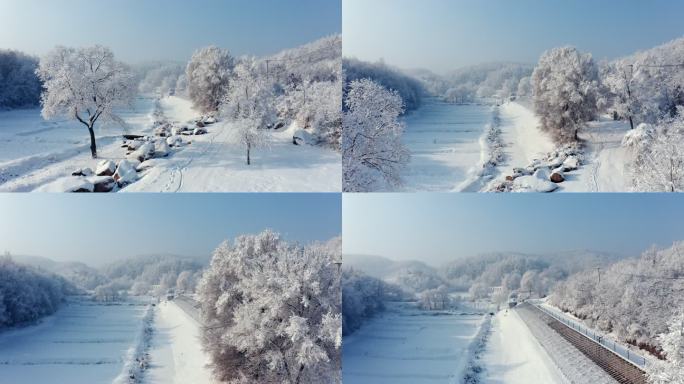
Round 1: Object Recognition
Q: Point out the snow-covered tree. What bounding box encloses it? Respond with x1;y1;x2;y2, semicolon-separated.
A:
648;312;684;384
532;46;600;142
0;49;42;109
175;270;194;293
222;59;274;165
343;79;410;192
36;45;135;158
197;230;341;383
186;46;234;113
419;285;452;310
627;111;684;192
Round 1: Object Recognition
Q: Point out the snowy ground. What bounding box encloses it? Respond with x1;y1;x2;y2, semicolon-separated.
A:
482;309;568;384
145;300;214;384
489;101;633;192
0;299;149;384
0;96;340;192
342;302;485;383
401;98;490;191
515;303;618;384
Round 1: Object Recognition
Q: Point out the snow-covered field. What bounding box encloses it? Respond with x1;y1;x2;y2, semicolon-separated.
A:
482;309;567;383
145;300;214;384
0;96;340;192
342;302;485;383
401;98;491;191
0;298;150;384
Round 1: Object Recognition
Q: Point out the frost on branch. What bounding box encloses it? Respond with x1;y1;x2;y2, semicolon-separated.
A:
197;230;341;383
342;79;410;192
36;45;135;158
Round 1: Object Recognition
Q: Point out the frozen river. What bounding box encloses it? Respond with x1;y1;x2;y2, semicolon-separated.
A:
401;98;491;191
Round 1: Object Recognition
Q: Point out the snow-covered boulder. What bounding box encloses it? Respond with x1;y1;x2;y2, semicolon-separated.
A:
166;135;183;147
136;158;166;172
562;156;579;171
193;127;207;135
72;167;94;177
114;160;138;186
154;140;170;158
513;168;558;192
88;176;116;193
171;125;187;136
204;116;216;124
292;129;314;146
550;170;565;183
34;177;94;193
95;160;116;176
128;142;155;162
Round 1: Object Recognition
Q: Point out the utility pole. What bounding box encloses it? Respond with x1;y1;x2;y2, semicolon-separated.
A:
596;267;601;284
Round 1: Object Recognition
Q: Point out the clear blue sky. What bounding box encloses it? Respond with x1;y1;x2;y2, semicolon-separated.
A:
343;194;684;266
0;0;341;63
343;0;684;74
0;193;340;266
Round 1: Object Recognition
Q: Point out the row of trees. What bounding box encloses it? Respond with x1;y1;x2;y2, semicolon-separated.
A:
0;49;42;109
198;231;341;383
0;256;75;328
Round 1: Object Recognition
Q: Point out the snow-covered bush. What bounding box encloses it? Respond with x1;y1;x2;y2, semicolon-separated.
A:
198;230;341;383
294;80;342;149
36;45;135;158
222;58;274;165
0;49;42;109
344;58;424;112
627;111;684;192
0;256;75;328
342;268;401;335
186;46;234;113
551;242;684;355
419;285;453;310
532;46;600;142
647;312;684;384
342;78;410;192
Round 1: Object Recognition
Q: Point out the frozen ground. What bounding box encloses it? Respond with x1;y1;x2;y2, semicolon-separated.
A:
342;302;485;383
491;101;632;192
482;309;567;384
0;299;149;384
145;300;214;384
0;96;340;192
401;98;490;191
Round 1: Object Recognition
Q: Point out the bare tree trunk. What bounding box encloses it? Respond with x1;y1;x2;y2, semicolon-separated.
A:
628;115;634;130
88;124;97;158
246;142;251;165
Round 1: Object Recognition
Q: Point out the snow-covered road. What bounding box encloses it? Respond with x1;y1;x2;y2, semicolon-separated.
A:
145;300;215;384
482;309;567;383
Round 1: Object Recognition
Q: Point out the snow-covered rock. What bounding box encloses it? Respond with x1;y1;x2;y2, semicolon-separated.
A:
95;160;116;176
193;127;207;135
114;160;138;186
154;140;170;158
34;176;94;193
166;135;183;147
513;168;558;192
128;142;155;162
292;128;314;146
72;167;94;177
88;176;116;193
562;156;579;171
136;158;166;172
171;125;187;136
550;171;565;183
204;116;216;124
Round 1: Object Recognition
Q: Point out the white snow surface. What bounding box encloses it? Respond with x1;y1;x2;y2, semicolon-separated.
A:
498;101;555;175
0;299;149;384
401;98;490;191
482;309;567;384
342;302;485;383
0;96;340;192
145;300;214;384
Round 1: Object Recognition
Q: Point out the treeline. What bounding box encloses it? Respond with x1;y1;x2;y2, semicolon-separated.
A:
550;242;684;356
0;256;76;328
0;49;42;109
343;58;424;112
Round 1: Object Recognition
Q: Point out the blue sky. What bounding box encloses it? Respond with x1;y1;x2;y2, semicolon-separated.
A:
0;0;341;63
343;194;684;266
343;0;684;74
0;193;341;265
